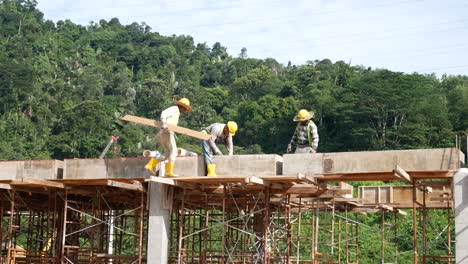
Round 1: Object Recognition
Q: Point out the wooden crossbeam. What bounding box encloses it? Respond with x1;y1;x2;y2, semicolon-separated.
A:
283;184;320;195
5;178;65;189
121;115;210;140
145;176;200;190
0;183;11;189
393;165;412;183
107;180;145;192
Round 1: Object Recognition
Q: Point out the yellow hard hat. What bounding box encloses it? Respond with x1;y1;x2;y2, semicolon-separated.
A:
227;121;238;136
175;97;192;112
293;109;314;122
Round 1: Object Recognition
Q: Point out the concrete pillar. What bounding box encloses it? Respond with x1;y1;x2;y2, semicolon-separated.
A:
455;168;468;263
147;182;172;264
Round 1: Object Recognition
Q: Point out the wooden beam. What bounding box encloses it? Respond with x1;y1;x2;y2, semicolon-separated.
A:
6;178;65;189
246;176;266;186
121;115;210;140
0;183;11;189
393;165;412;183
145;176;200;190
283;184;321;195
107;180;145;192
245;176;282;189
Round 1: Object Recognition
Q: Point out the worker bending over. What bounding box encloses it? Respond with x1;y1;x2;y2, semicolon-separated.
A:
287;109;319;153
201;121;238;176
145;98;192;177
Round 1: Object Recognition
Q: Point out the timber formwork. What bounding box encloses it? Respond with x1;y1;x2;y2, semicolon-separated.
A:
0;180;147;264
155;173;456;264
0;147;464;264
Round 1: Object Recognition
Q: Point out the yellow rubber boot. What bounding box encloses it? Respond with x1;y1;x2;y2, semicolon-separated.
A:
145;158;159;175
165;162;178;177
207;164;217;177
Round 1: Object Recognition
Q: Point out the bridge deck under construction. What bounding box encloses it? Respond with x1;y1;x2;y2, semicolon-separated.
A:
0;148;465;263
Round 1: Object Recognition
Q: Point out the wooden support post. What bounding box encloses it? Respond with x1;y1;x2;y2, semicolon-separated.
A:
138;192;144;264
338;219;342;263
355;221;359;264
222;185;226;263
263;187;271;264
177;190;186;264
447;192;452;256
296;198;302;264
331;198;336;258
394;212;398;264
286;194;291;263
381;211;385;264
345;207;349;264
311;200;315;263
315;206;319;262
6;190;15;264
61;190;68;262
412;181;418;264
422;186;427;258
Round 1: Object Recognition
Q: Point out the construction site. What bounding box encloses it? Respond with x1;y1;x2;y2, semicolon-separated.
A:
0;146;466;264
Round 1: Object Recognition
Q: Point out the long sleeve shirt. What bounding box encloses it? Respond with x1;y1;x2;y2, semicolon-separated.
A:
160;105;180;126
204;123;233;155
289;121;319;149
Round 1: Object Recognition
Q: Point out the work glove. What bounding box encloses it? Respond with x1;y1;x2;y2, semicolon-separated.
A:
162;121;168;130
287;144;292;153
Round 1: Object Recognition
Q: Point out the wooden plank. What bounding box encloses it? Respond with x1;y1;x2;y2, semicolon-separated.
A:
7;178;65;189
393;165;412;183
283;184;321;195
145;176;200;190
0;183;11;189
122;115;210;140
246;177;284;189
107;180;145;192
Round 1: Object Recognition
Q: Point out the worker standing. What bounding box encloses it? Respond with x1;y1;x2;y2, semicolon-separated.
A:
145;98;192;177
287;109;319;153
201;121;238;176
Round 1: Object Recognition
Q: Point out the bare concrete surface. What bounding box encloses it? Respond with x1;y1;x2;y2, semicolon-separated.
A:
283;148;464;175
215;154;283;176
0;160;63;180
64;157;148;179
455;168;468;264
174;156;206;176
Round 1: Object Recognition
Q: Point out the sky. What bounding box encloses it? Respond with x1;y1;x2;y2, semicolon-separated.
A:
37;0;468;76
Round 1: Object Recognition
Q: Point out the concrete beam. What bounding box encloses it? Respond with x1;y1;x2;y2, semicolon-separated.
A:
64;157;149;179
0;160;63;180
283;148;464;177
214;155;283;176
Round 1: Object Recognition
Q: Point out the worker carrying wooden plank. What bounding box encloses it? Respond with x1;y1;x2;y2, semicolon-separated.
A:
287;109;319;153
201;122;238;176
145;97;192;177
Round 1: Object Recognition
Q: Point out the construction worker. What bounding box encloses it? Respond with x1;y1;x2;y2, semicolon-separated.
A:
201;121;238;176
145;98;192;176
287;109;319;153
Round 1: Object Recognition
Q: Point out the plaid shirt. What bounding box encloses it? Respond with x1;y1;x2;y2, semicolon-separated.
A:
289;121;319;149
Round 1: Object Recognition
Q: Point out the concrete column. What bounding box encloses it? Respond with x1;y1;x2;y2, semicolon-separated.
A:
455;168;468;263
147;182;172;264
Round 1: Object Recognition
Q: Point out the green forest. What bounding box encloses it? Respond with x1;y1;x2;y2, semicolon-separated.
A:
0;0;467;160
